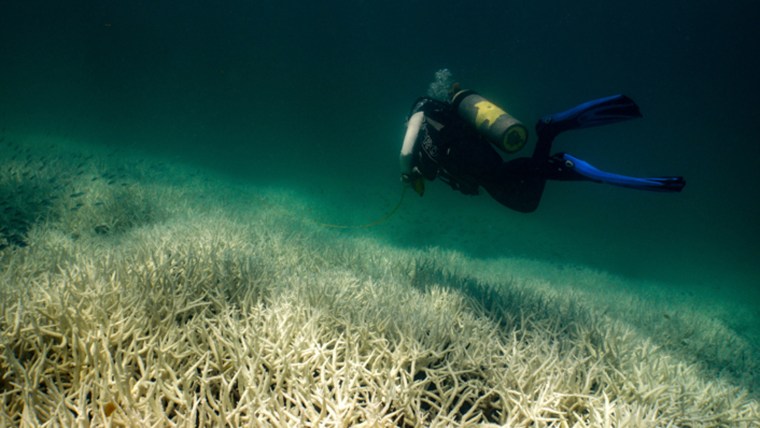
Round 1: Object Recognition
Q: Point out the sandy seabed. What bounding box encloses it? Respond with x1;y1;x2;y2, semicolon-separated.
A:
1;134;758;427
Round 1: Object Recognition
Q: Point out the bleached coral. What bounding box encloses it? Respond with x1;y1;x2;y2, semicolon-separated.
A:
0;135;758;427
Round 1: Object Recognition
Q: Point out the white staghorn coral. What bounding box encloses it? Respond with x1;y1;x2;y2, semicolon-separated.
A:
0;134;758;427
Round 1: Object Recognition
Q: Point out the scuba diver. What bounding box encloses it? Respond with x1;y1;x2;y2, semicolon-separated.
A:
399;82;686;213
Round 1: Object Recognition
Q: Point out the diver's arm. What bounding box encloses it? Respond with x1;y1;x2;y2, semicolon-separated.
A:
399;111;424;177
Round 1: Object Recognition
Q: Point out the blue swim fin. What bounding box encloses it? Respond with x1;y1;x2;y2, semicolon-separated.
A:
536;94;642;142
560;153;686;192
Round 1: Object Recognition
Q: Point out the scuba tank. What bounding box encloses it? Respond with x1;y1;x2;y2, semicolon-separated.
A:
451;89;528;154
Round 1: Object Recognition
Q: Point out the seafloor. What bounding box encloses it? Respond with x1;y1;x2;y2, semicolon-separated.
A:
1;132;758;427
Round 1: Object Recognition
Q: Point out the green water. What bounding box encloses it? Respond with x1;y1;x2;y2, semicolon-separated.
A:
2;0;759;393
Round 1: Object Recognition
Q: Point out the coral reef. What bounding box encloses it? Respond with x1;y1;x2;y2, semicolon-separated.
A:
1;133;758;427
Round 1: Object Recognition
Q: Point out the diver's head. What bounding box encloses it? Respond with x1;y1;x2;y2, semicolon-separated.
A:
448;82;461;101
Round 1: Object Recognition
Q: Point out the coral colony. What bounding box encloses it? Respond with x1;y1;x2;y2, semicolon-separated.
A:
1;133;758;426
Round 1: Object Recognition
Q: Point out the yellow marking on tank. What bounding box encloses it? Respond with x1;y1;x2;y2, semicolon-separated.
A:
474;101;506;128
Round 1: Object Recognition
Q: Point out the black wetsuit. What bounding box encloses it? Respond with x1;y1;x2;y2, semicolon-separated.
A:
408;97;581;213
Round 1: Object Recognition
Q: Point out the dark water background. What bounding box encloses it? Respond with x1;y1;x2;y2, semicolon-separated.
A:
2;1;759;299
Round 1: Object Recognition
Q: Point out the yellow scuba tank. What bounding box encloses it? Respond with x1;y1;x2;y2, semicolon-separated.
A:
451;89;528;154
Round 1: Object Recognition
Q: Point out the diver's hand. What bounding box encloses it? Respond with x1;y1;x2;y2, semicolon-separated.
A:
401;171;425;196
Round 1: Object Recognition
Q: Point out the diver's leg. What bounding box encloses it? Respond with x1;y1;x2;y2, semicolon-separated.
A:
547;153;686;192
532;134;555;162
533;94;642;160
481;152;685;213
537;94;642;140
481;157;547;213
